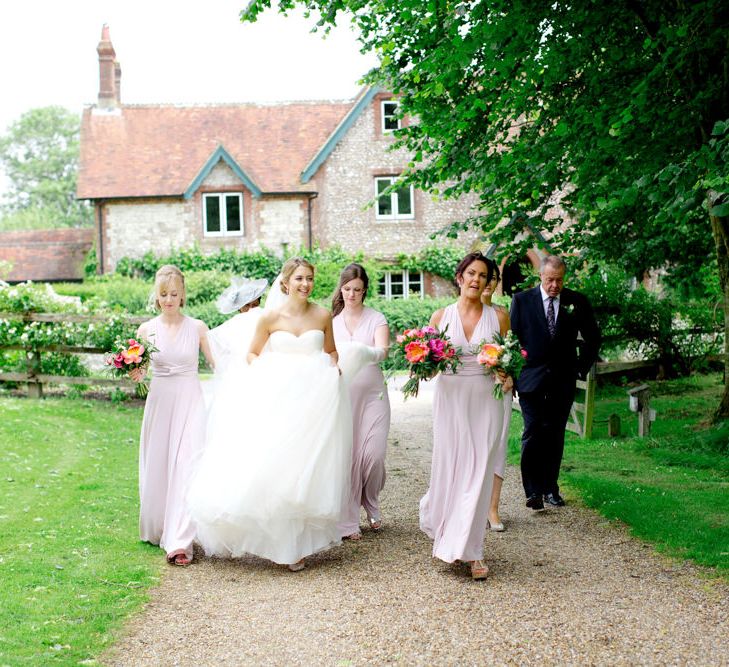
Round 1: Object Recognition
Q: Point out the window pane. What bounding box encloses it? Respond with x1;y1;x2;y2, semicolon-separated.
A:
226;195;241;232
378;275;387;296
396;186;412;216
376;179;392;216
390;272;404;298
407;271;422;297
205;196;221;233
383;102;400;131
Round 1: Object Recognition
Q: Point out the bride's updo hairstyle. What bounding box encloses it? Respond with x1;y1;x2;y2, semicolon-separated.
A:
454;251;493;290
153;264;186;310
331;263;369;317
279;257;315;294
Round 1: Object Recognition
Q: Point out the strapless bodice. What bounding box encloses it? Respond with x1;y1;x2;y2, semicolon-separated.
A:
268;329;325;355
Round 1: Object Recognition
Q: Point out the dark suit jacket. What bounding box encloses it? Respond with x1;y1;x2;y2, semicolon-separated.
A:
510;286;601;393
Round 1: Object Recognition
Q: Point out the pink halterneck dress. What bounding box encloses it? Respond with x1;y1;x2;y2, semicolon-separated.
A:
333;307;391;535
419;303;504;563
138;316;206;560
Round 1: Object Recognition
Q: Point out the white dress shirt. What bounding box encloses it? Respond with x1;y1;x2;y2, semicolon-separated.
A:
540;286;560;322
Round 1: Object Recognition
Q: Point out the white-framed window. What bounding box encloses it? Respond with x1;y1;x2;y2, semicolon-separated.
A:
381;100;401;133
375;177;414;220
203;193;244;237
378;270;423;300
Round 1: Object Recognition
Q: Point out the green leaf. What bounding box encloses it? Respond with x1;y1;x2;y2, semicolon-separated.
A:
709;202;729;217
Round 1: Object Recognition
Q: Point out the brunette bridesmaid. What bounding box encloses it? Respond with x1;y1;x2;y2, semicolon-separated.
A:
332;263;390;540
419;252;512;580
130;265;214;566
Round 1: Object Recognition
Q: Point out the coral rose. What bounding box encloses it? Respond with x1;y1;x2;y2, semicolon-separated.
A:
404;340;429;364
477;343;502;367
121;342;145;365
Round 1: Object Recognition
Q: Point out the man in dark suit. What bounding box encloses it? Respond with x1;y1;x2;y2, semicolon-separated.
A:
510;255;600;509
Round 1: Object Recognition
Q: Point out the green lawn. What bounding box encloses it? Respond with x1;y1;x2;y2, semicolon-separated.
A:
0;397;162;665
0;374;727;663
508;373;729;575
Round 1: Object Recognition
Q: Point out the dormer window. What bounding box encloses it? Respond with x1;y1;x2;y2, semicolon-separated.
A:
203;193;244;237
381;100;401;133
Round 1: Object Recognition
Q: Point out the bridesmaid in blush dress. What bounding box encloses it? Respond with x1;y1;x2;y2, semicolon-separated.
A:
130;265;214;566
332;263;390;540
481;258;512;532
419;252;512;580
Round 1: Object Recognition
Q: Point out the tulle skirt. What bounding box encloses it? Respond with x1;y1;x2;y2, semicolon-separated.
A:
188;348;353;564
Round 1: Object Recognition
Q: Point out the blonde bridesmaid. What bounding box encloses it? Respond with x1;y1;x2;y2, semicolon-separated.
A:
130;265;214;566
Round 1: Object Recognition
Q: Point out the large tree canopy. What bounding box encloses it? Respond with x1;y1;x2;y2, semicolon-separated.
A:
0;106;91;227
244;0;729;418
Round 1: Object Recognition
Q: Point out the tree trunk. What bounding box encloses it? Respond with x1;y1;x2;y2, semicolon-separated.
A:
709;191;729;421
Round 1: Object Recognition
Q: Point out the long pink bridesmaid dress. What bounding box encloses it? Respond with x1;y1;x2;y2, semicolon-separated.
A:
333;307;391;536
419;303;504;563
138;316;206;560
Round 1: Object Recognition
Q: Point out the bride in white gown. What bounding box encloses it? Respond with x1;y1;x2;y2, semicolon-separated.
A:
188;257;366;571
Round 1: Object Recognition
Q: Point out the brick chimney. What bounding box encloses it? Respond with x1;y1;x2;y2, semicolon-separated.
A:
97;25;121;108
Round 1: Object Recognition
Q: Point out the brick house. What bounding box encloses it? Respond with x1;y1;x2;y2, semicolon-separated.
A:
0;229;94;283
77;26;482;298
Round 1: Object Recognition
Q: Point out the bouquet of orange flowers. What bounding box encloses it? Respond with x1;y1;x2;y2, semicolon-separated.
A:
391;325;461;399
105;336;157;394
475;330;527;399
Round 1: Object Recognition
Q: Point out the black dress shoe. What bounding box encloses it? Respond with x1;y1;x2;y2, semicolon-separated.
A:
525;494;544;510
543;492;566;506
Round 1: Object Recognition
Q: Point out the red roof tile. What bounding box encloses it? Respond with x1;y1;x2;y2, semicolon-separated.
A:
77;101;353;199
0;229;94;282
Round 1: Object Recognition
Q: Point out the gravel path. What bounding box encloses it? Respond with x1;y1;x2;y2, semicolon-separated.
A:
104;388;729;666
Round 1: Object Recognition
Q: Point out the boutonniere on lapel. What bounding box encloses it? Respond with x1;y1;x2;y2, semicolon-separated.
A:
562;303;575;315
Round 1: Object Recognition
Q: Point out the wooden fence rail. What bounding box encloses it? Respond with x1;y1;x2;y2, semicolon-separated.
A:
0;312;147;398
511;365;597;439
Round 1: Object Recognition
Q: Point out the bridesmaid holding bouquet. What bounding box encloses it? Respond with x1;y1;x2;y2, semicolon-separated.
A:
130;265;214;566
419;251;511;580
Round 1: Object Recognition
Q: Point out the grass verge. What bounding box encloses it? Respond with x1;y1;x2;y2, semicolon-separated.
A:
0;397;161;665
508;372;728;576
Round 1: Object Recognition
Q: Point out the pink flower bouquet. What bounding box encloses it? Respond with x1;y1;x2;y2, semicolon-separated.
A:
475;330;527;399
391;325;461;399
105;336;158;393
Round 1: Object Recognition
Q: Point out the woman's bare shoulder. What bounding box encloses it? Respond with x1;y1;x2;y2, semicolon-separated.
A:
430;308;446;328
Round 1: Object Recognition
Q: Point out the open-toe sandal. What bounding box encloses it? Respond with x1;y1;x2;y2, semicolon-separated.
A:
469;560;489;580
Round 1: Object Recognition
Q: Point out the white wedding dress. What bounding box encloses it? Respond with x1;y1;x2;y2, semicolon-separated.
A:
188;329;356;564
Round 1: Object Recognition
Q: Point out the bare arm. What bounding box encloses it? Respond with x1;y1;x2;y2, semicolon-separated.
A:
495;307;511;337
197;320;215;370
130;322;150;383
374;323;390;349
247;312;274;363
429;308;445;330
322;312;339;365
494;308;514;393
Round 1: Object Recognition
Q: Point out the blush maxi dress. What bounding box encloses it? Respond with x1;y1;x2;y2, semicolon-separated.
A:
333;307;391;535
419;303;504;563
138;315;206;561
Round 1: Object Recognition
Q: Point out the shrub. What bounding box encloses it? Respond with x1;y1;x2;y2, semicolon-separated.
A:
53;276;152;314
183;300;228;329
115;246;282;283
573;262;724;374
184;271;231;307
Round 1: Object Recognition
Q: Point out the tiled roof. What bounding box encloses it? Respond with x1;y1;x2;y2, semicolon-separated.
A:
0;229;94;282
77;100;354;199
